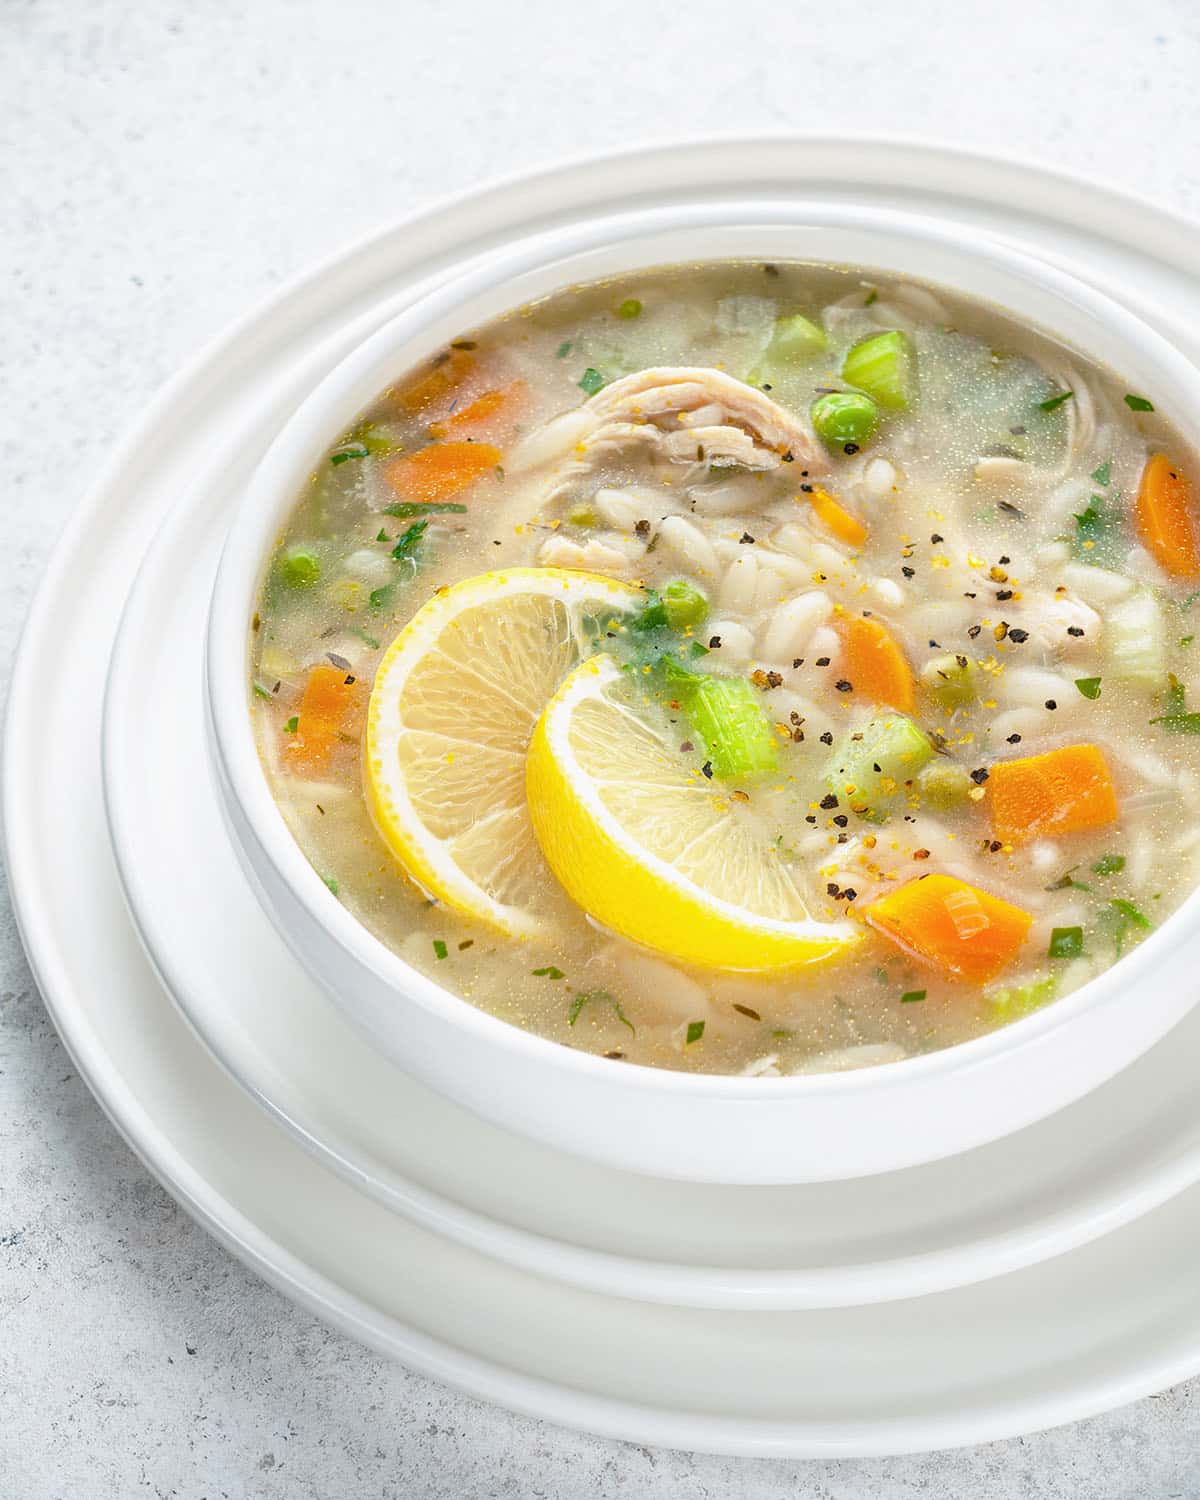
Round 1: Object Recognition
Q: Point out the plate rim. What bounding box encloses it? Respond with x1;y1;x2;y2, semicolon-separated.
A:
9;131;1200;1456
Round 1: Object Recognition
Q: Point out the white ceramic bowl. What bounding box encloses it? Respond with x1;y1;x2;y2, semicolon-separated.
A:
207;199;1200;1184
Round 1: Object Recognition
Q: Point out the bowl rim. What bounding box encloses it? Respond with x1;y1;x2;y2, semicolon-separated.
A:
207;194;1200;1100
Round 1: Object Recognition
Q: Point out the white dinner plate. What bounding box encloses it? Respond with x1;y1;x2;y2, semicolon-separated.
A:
11;135;1200;1454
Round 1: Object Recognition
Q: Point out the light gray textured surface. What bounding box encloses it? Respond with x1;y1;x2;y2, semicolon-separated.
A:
5;1;1200;1494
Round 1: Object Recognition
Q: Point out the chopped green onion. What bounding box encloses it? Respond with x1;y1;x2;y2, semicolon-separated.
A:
616;298;642;319
568;990;635;1033
685;1020;705;1045
279;547;321;588
1039;390;1074;413
382;501;468;518
811;391;879;449
322;874;340;897
900;989;926;1004
680;673;778;779
1048;926;1084;959
1106;897;1152;955
1091;459;1112;486
842;330;915;411
556;340;572;359
532;965;565;980
1124;393;1155;412
391;519;428;561
284;716;299;734
1092;854;1125;876
1074;677;1102;700
1110;897;1150;929
433;939;448;960
331;441;370;466
578;368;605;396
1149;711;1200;734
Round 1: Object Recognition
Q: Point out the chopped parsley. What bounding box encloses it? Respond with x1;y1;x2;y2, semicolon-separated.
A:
1124;393;1155;412
252;682;273;700
383;501;468;518
1091;854;1125;876
352;626;380;649
1072;496;1111;558
1039;389;1074;413
568;989;635;1033
1091;459;1112;486
556;340;573;359
578;367;605;396
864;288;879;306
1048;926;1084;959
391;519;429;560
322;874;339;897
432;939;448;960
532;965;565;980
900;989;927;1004
1106;898;1151;954
685;1020;706;1046
284;716;299;734
1074;677;1102;700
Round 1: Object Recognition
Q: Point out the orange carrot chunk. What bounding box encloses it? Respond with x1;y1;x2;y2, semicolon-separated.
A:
836;615;914;713
390;349;476;418
383;442;503;506
988;743;1118;846
1135;453;1200;579
285;664;361;775
808;486;868;549
866;873;1032;983
429;381;528;443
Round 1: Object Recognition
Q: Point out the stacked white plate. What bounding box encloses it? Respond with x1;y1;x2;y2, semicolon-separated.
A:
9;136;1200;1456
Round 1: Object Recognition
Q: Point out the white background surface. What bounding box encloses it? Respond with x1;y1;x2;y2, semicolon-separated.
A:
5;1;1200;1494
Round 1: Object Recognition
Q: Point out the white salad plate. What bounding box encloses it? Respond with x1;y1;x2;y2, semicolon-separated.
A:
10;135;1200;1455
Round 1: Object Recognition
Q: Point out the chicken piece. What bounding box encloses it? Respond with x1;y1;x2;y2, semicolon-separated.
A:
508;366;828;500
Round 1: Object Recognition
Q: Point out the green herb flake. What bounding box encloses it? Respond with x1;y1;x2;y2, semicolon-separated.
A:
616;298;643;319
578;367;605;397
568;989;635;1033
864;289;879;306
391;519;429;560
770;1028;794;1041
352;627;380;650
1166;674;1187;714
1150;713;1200;734
532;966;565;980
1110;898;1151;929
331;441;370;466
252;682;273;700
556;340;573;359
1105;897;1153;955
432;939;449;961
1039;390;1074;413
685;1020;706;1046
1073;498;1109;556
369;583;396;612
322;874;339;897
1074;676;1102;700
382;501;468;519
1092;854;1125;876
1124;393;1155;412
1091;459;1112;486
1182;635;1195;647
1048;926;1084;959
900;989;927;1004
284;715;299;734
376;529;390;542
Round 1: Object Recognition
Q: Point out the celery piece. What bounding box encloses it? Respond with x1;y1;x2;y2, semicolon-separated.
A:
768;312;827;361
823;715;934;815
811;391;879;449
990;973;1057;1022
1106;588;1166;686
842;330;916;411
920;652;976;708
684;674;778;779
917;759;973;809
279;547;321;588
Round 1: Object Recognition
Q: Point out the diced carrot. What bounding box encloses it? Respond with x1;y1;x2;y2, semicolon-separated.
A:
808;486;868;549
988;743;1118;846
284;664;361;775
866;873;1032;983
429;381;528;443
390;349;476;418
836;615;914;713
383;442;503;505
1135;453;1200;579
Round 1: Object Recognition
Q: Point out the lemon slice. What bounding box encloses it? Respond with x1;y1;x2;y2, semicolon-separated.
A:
526;654;860;972
365;568;643;937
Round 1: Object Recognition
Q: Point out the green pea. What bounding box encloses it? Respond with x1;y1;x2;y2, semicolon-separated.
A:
279;547;321;588
810;391;879;449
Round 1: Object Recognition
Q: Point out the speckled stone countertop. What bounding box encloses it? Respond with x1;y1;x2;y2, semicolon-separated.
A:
5;2;1200;1494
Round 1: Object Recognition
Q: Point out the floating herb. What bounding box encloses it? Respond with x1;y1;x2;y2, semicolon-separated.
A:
432;939;448;961
390;520;429;562
864;288;879;306
532;965;565;980
1039;390;1074;413
331;441;370;466
1105;897;1152;955
1091;459;1112;486
1072;497;1110;558
568;989;635;1033
556;340;572;359
383;501;468;519
252;682;273;700
1124;393;1155;412
351;626;380;650
685;1020;706;1045
1074;677;1102;700
900;989;927;1004
1092;854;1125;876
1047;866;1090;893
322;874;339;896
284;716;299;734
616;298;642;319
1048;926;1084;959
578;367;605;396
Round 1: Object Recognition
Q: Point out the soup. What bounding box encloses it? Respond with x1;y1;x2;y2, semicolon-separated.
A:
249;261;1200;1077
